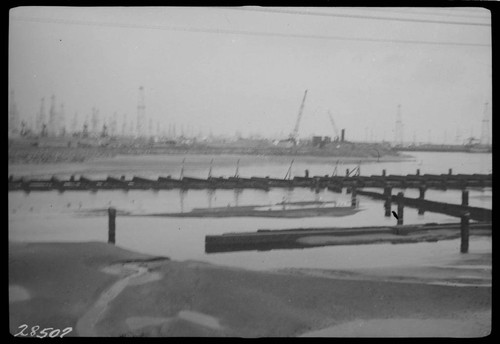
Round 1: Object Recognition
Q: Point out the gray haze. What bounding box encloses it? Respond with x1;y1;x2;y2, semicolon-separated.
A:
8;6;491;142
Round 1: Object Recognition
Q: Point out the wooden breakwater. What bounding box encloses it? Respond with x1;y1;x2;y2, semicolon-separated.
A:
8;170;492;192
205;222;492;253
356;189;491;222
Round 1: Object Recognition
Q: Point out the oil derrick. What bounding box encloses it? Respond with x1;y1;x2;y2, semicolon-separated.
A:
71;112;78;135
91;107;100;134
20;120;27;136
480;102;490;145
455;126;461;144
129;119;135;136
110;112;118;137
136;86;146;137
122;114;127;136
394;104;404;146
36;97;46;135
82;114;89;138
101;122;108;138
9;90;20;136
59;103;66;137
48;95;57;137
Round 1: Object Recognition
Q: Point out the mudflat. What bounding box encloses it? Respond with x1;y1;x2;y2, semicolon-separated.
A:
9;241;491;337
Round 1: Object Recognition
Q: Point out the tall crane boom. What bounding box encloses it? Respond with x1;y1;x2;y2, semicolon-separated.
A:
290;89;308;142
327;110;340;140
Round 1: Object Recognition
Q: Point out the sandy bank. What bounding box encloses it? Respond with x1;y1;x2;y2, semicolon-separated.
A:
9;241;491;337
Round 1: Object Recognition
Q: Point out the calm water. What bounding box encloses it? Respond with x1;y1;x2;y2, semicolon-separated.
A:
8;151;492;271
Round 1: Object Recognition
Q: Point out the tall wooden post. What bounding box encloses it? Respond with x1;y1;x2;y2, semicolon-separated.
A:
382;169;386;177
314;177;320;192
416;169;420;176
418;185;426;215
448;168;453;176
351;186;357;207
462;189;469;206
461;211;470;253
397;192;404;225
384;185;392;217
108;207;116;244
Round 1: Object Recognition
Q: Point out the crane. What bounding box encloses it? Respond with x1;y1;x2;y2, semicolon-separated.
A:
327;110;340;141
289;89;308;144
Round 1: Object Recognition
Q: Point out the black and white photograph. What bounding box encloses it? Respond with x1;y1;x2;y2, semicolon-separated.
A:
8;4;492;338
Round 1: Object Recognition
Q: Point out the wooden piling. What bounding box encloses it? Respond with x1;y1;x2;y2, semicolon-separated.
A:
460;212;470;253
351;187;357;207
418;186;426;215
383;185;392;217
462;189;469;206
108;207;116;244
397;192;404;225
314;177;320;191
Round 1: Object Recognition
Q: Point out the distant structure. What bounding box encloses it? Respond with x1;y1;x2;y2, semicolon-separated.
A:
136;86;146;137
394;104;404;146
480;102;490;145
8;90;20;137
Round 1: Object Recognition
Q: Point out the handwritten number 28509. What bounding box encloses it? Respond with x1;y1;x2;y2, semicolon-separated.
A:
13;324;72;338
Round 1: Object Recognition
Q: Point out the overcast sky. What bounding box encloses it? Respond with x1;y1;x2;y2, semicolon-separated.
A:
8;6;491;143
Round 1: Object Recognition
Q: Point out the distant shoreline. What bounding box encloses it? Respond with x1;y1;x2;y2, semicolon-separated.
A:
8;145;413;165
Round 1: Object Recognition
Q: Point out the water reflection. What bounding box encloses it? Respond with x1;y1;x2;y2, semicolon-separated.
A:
207;189;215;209
179;189;186;213
233;189;242;207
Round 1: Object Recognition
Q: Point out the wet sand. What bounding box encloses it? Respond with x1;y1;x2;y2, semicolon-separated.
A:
9;241;491;337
